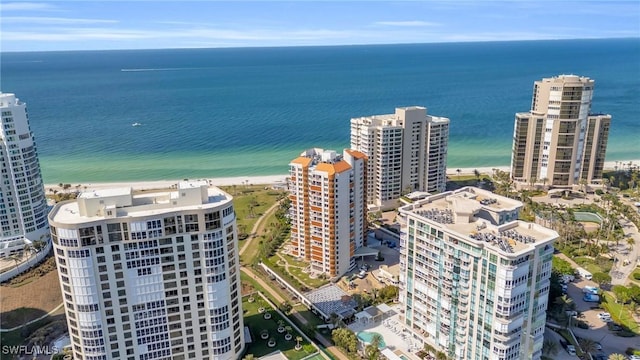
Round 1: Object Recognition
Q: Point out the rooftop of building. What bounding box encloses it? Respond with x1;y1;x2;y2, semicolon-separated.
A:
0;93;22;107
290;148;353;175
400;187;557;255
351;106;449;127
50;180;232;224
539;74;593;84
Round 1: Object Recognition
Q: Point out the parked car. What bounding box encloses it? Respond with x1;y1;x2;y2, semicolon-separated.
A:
597;312;611;320
566;344;577;356
629;355;640;360
594;342;602;351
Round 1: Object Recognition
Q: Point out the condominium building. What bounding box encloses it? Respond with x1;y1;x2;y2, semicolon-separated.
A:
288;148;367;277
49;181;244;360
351;106;449;210
511;75;611;187
0;93;49;258
398;187;557;360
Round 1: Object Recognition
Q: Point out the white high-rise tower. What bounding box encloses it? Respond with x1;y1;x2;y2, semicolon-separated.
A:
49;181;245;360
0;93;49;258
351;106;449;210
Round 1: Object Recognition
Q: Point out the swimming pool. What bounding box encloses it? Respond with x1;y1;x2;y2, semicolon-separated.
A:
357;331;386;349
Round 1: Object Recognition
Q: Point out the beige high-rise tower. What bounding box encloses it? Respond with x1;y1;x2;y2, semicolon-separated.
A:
351;106;449;210
511;75;611;187
288;148;367;277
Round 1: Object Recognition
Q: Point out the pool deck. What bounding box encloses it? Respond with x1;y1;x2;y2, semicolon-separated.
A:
348;306;423;360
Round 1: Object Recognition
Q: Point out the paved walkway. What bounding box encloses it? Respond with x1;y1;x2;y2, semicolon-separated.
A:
239;200;282;257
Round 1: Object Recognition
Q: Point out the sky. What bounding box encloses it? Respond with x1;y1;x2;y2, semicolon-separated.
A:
1;1;639;52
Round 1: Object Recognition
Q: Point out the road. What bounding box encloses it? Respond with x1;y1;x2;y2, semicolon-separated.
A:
610;213;640;286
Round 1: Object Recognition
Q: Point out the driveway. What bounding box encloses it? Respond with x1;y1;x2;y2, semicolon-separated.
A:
562;276;640;357
544;327;579;360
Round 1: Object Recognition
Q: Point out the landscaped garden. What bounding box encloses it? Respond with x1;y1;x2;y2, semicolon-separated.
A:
266;252;329;290
242;294;317;360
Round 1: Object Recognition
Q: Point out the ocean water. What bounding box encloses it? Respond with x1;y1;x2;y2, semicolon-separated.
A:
1;39;639;183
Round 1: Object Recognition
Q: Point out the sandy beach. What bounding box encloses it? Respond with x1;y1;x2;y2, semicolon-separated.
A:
44;160;638;193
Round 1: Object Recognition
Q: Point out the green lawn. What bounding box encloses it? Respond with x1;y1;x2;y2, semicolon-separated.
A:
601;293;640;335
573;256;613;274
220;185;284;246
630;269;640;285
242;295;317;360
292;304;324;329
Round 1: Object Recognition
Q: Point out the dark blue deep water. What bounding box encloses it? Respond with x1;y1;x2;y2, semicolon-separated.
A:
1;39;638;183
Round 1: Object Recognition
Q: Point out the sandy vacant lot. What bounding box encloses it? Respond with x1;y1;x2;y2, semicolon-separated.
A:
0;266;62;329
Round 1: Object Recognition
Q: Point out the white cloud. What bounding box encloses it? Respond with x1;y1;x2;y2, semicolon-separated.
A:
1;26;369;43
374;21;440;27
0;2;54;11
2;16;118;25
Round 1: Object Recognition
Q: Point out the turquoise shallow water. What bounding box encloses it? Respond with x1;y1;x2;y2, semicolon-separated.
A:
2;39;638;183
357;331;386;349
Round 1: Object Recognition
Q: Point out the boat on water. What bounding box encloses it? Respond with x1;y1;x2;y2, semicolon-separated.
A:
132;122;142;127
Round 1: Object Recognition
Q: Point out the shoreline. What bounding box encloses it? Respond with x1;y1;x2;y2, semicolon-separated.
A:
44;159;638;193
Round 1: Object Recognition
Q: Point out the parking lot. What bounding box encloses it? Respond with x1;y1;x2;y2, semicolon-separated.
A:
340;240;400;295
563;277;640;356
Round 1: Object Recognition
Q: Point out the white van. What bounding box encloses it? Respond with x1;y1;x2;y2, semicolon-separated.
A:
575;267;592;280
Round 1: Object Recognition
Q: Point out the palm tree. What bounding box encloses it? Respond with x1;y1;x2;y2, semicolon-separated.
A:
423;343;436;357
627;236;635;250
542;339;558;357
10;254;21;268
295;336;303;350
578;338;597;354
541;177;548;190
365;333;383;359
456;169;461;179
608;354;627;360
242;355;255;360
435;351;448;360
554;295;576;328
474;169;481;183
